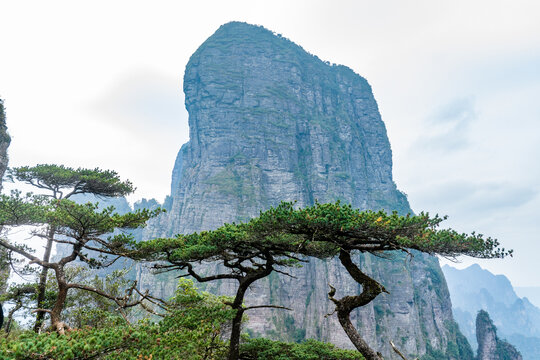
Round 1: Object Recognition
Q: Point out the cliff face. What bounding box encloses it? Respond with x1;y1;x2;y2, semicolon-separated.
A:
0;99;12;326
0;100;9;189
139;22;471;359
476;310;522;360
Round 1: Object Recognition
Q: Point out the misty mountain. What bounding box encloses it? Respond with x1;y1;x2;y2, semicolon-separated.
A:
443;264;540;359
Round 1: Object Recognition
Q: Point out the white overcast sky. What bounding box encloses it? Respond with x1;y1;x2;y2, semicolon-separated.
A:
1;0;539;286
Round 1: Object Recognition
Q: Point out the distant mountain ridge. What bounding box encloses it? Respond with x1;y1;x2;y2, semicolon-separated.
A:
515;287;540;308
443;264;540;359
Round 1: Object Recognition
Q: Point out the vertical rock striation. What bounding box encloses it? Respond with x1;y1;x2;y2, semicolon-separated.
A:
476;310;522;360
0;98;12;328
139;22;471;358
0;100;9;189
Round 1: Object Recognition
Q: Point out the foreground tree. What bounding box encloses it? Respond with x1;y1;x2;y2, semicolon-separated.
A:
0;278;363;360
0;283;36;333
0;190;49;332
0;166;164;334
137;201;510;360
1;266;144;333
0;198;162;333
7;164;134;331
247;202;511;360
135;222;333;360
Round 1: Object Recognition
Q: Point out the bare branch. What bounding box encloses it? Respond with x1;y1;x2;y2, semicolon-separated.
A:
327;283;338;305
390;340;417;360
272;268;296;278
182;262;242;282
0;239;56;269
324;309;336;318
138;301;166;318
31;308;53;314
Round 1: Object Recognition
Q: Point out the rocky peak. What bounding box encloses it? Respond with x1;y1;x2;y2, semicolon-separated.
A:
139;22;471;359
476;310;522;360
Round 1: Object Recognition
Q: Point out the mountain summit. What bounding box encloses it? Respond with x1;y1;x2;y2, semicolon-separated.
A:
139;22;471;358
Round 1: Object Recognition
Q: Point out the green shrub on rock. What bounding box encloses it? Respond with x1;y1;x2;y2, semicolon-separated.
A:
240;338;364;360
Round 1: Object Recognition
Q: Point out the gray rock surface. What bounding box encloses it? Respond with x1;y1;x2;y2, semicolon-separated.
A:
0;100;9;193
0;98;12;327
476;310;522;360
138;22;471;359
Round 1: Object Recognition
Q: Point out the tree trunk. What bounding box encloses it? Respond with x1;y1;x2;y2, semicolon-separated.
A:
34;226;55;332
227;281;249;360
329;250;387;360
49;266;70;335
227;265;272;360
227;307;245;360
4;300;22;333
337;309;383;360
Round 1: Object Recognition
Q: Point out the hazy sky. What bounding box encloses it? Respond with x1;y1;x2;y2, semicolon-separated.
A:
1;0;539;286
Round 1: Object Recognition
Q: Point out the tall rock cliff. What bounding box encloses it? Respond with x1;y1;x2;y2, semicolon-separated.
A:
139;22;471;359
0;100;9;189
476;310;522;360
0;98;12;327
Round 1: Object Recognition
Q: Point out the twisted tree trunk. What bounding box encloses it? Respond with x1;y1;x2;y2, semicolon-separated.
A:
49;266;71;335
226;264;273;360
328;250;387;360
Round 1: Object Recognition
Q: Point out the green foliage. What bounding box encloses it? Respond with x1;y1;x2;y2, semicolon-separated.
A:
0;165;164;332
58;267;137;328
443;320;475;360
134;217;312;268
0;323;162;359
8;164;134;199
418;322;475;360
246;201;511;259
239;338;364;360
496;340;523;360
158;279;236;355
48;199;162;250
0;195;162;266
0;279;234;359
133;200;508;360
1;264;144;332
0;321;365;360
420;341;447;360
0;190;48;226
